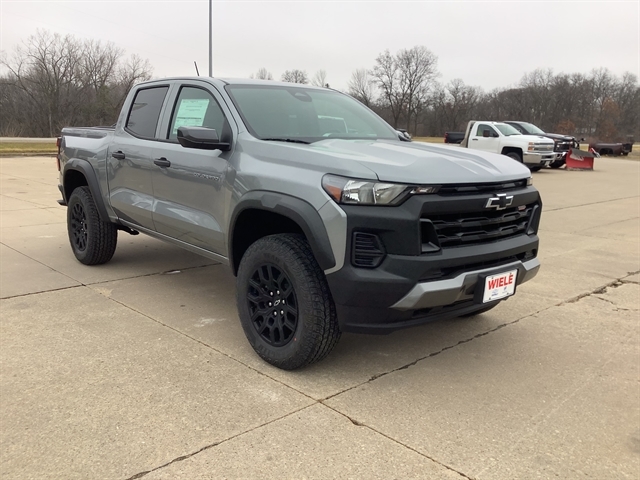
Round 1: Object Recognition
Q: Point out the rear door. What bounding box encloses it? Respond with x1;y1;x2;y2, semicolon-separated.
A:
150;82;235;255
108;85;170;230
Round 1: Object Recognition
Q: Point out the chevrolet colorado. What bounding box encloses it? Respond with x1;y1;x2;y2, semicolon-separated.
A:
57;78;542;369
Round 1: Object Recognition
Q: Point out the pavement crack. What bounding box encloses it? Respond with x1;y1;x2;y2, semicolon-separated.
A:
123;404;313;480
323;405;475;479
543;195;639;212
561;279;626;305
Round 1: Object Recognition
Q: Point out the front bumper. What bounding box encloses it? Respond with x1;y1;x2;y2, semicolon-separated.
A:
523;151;555;166
325;187;542;334
392;258;539;310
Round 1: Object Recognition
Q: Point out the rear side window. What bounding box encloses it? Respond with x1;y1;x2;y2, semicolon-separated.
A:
126;87;169;138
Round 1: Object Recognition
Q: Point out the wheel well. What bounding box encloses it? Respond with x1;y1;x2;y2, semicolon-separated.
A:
231;209;305;275
501;147;523;158
63;170;88;201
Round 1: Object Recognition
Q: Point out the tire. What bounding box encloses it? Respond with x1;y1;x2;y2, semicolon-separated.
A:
67;186;118;265
505;152;522;163
549;160;564;169
236;234;341;370
529;166;542;172
459;303;499;318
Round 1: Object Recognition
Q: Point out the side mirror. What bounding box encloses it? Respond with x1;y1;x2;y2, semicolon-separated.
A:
397;129;411;142
177;126;231;151
482;130;490;138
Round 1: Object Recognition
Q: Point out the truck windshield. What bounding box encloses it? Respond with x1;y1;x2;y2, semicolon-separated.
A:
520;122;546;135
495;124;522;136
225;85;398;143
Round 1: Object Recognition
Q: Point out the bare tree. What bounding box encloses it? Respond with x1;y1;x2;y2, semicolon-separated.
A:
0;29;152;136
311;69;328;87
369;50;405;128
396;46;438;132
347;68;375;106
370;46;438;132
250;67;273;80
431;79;481;133
281;69;308;84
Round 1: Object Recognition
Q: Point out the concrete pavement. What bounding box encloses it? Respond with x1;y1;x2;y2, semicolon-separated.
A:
1;156;638;479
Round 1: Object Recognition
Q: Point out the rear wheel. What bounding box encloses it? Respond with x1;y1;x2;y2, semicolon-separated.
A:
236;234;341;370
67;186;118;265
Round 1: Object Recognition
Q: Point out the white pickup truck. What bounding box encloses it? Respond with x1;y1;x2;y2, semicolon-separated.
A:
460;121;556;171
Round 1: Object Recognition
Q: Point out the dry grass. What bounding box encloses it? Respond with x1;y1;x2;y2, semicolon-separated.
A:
0;142;57;155
412;137;445;143
0;137;637;159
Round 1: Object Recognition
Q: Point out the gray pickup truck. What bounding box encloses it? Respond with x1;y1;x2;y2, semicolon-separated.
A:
57;77;542;369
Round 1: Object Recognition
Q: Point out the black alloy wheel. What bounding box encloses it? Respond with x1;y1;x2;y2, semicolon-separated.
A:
66;186;118;265
236;234;341;370
247;264;298;347
70;202;88;252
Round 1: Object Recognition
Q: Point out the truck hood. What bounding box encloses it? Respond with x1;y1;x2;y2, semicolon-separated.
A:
538;133;576;142
241;137;531;184
511;134;555;145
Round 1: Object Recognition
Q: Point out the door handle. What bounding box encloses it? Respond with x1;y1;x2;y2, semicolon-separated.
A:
154;157;171;168
111;151;126;160
471;138;478;141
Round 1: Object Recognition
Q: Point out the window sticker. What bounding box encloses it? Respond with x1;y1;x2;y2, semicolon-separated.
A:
172;98;210;134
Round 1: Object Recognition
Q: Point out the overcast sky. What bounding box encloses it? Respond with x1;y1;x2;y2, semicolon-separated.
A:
1;0;638;92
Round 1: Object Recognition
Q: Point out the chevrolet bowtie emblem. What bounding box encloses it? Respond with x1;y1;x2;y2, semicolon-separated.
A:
485;193;514;210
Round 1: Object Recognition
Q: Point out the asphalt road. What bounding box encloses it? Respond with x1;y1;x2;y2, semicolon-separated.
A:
1;156;638;479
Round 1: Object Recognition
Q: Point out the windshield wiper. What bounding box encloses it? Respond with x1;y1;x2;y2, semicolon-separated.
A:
261;138;310;144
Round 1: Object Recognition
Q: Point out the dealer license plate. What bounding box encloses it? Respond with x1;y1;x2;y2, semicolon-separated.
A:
482;269;518;303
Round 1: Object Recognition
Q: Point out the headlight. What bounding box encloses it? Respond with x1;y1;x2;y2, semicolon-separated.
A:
528;142;535;152
526;176;533;186
322;174;439;205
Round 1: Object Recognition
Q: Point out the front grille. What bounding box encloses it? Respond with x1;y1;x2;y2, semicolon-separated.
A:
437;179;528;196
352;232;385;268
554;142;572;152
423;204;534;248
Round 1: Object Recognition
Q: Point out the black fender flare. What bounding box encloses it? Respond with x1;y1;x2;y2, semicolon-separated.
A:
229;191;336;274
62;159;110;223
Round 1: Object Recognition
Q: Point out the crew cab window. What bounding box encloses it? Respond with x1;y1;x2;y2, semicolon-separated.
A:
167;87;229;141
476;124;497;137
126;87;169;138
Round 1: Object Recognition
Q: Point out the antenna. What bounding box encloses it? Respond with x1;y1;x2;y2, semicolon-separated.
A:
194;61;200;77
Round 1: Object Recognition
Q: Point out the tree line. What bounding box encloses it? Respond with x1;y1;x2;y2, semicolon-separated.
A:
2;30;637;142
0;30;152;137
346;48;638;141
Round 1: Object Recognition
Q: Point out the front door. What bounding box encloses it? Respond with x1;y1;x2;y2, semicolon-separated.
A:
471;123;500;153
150;84;234;255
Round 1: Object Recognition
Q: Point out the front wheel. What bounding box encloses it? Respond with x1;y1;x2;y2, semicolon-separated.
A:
236;234;341;370
529;166;542;172
67;186;118;265
506;152;523;163
549;159;565;168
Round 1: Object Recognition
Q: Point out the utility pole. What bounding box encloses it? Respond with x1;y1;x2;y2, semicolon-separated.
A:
208;0;213;77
